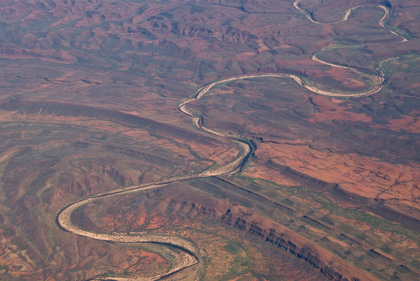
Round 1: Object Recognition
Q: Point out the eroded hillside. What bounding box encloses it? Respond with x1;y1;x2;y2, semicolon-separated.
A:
0;0;419;280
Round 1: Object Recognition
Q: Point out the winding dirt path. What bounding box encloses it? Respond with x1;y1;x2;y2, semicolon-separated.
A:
56;2;407;280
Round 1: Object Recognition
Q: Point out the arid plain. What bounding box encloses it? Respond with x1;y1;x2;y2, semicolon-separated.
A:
0;0;419;280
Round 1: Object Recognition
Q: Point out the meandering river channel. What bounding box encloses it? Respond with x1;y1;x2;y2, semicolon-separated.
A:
56;2;407;280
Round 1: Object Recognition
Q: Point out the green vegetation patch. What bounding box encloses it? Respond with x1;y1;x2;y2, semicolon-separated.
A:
223;240;243;254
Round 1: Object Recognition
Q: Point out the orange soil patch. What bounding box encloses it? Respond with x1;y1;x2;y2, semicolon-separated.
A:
135;215;146;227
122;129;158;141
309;95;372;123
310;109;372;123
146;216;169;230
136;249;167;265
250;142;420;207
341;78;366;89
242;164;299;187
101;215;114;226
256;39;270;53
325;67;351;80
309;67;369;90
83;120;132;133
311;95;343;107
234;52;255;60
373;116;420;133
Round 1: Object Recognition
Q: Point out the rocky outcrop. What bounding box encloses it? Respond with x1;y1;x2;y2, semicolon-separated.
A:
166;199;219;221
266;160;338;192
367;203;420;232
329;185;374;206
222;206;376;281
266;159;420;231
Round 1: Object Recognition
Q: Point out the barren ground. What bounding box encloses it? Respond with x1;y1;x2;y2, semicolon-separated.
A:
0;0;419;280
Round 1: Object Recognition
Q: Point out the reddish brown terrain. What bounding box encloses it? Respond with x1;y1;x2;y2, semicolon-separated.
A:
0;0;419;280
